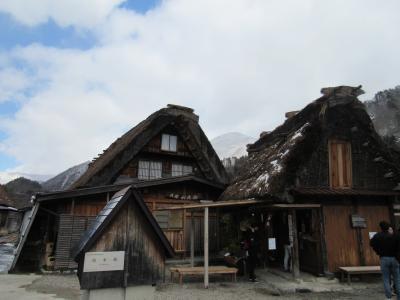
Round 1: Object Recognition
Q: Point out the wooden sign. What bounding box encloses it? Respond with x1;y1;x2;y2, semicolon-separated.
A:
350;215;367;228
83;251;125;272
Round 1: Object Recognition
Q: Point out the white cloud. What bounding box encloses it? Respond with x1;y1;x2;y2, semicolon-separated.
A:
1;0;400;175
0;0;124;28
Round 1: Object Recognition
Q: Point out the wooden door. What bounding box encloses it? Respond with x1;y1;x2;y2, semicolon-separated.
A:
297;209;324;275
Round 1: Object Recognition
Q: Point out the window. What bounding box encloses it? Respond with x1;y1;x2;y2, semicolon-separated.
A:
329;140;352;188
161;134;177;152
138;160;162;180
171;163;193;177
153;210;183;229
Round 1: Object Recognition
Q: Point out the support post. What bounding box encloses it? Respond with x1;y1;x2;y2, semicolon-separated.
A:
204;207;209;288
190;211;195;267
291;209;300;279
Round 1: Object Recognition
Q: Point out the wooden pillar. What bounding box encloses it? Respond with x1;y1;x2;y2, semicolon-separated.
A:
70;198;75;215
190;211;195;267
204;207;209;288
182;209;186;258
291;209;300;279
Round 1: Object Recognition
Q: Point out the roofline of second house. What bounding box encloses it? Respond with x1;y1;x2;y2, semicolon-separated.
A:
34;175;227;203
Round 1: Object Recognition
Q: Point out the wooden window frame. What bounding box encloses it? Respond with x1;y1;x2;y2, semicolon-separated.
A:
138;160;162;180
328;139;352;189
161;134;177;152
171;163;193;177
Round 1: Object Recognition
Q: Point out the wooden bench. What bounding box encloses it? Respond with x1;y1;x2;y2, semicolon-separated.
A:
170;266;238;284
339;266;381;284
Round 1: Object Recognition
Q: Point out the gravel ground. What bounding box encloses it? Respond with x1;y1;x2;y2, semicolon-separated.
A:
0;273;386;300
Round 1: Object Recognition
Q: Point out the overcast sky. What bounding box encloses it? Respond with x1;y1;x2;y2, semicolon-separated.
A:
0;0;399;181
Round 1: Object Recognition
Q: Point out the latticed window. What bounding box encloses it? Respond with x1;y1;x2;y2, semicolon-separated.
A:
138;160;162;180
171;163;193;177
161;134;177;152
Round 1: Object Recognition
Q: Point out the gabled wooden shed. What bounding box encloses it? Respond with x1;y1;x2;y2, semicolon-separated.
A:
73;186;174;290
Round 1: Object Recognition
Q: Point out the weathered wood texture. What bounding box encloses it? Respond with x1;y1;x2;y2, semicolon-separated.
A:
328;140;352;188
298;108;398;191
323;205;360;272
79;198;166;289
55;215;96;269
358;205;389;266
323;204;389;272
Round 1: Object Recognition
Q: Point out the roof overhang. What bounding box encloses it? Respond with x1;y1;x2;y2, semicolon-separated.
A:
154;199;321;211
0;205;18;211
291;187;400;197
36;175;225;203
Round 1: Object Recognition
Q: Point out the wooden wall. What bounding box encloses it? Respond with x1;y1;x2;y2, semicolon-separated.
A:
358;205;390;266
323;203;390;273
79;198;166;289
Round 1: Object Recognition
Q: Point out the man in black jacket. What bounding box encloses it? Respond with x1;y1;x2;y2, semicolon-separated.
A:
370;221;400;300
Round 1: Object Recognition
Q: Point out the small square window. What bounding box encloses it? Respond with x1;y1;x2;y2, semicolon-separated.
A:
138;160;162;180
171;163;193;177
161;134;177;152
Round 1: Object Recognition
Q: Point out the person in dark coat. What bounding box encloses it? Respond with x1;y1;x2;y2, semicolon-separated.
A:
244;224;259;282
370;221;400;300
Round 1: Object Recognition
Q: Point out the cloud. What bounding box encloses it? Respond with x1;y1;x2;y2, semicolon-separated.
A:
1;0;400;175
0;0;124;28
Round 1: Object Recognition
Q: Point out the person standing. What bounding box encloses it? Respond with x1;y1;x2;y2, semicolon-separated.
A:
283;236;292;272
244;224;259;282
370;221;400;300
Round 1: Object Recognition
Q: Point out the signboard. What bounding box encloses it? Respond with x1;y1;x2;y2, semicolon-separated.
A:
83;251;125;272
268;238;276;250
369;232;377;239
350;215;367;228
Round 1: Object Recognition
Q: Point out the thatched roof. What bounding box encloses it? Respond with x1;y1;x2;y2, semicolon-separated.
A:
72;105;228;189
221;86;400;201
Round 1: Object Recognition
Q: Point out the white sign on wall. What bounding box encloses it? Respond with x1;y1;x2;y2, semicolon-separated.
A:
369;232;377;239
268;238;277;250
83;251;125;272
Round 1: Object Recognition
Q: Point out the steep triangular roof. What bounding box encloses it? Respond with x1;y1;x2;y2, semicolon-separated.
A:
72;186;174;260
72;105;228;189
221;86;400;201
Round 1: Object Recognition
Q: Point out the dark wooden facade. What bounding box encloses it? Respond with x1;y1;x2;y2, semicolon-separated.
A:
222;86;400;275
74;187;174;289
12;105;227;272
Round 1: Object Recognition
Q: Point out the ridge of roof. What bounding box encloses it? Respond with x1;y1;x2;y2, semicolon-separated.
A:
72;105;227;188
72;186;174;261
221;85;399;201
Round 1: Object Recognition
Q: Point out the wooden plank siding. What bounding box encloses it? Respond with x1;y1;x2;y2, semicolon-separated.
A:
79;198;166;289
55;215;96;270
323;204;390;273
358;205;390;266
323;205;360;272
329;140;352;188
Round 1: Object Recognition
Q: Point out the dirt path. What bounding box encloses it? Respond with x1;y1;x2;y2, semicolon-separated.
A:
0;274;385;300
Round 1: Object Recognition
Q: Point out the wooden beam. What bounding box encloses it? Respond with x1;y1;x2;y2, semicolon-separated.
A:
154;199;264;210
204;207;209;288
190;211;195;267
154;200;321;211
291;209;300;279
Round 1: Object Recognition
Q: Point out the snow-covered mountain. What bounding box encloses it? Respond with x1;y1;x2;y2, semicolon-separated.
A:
42;161;90;191
0;172;53;184
211;132;256;159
